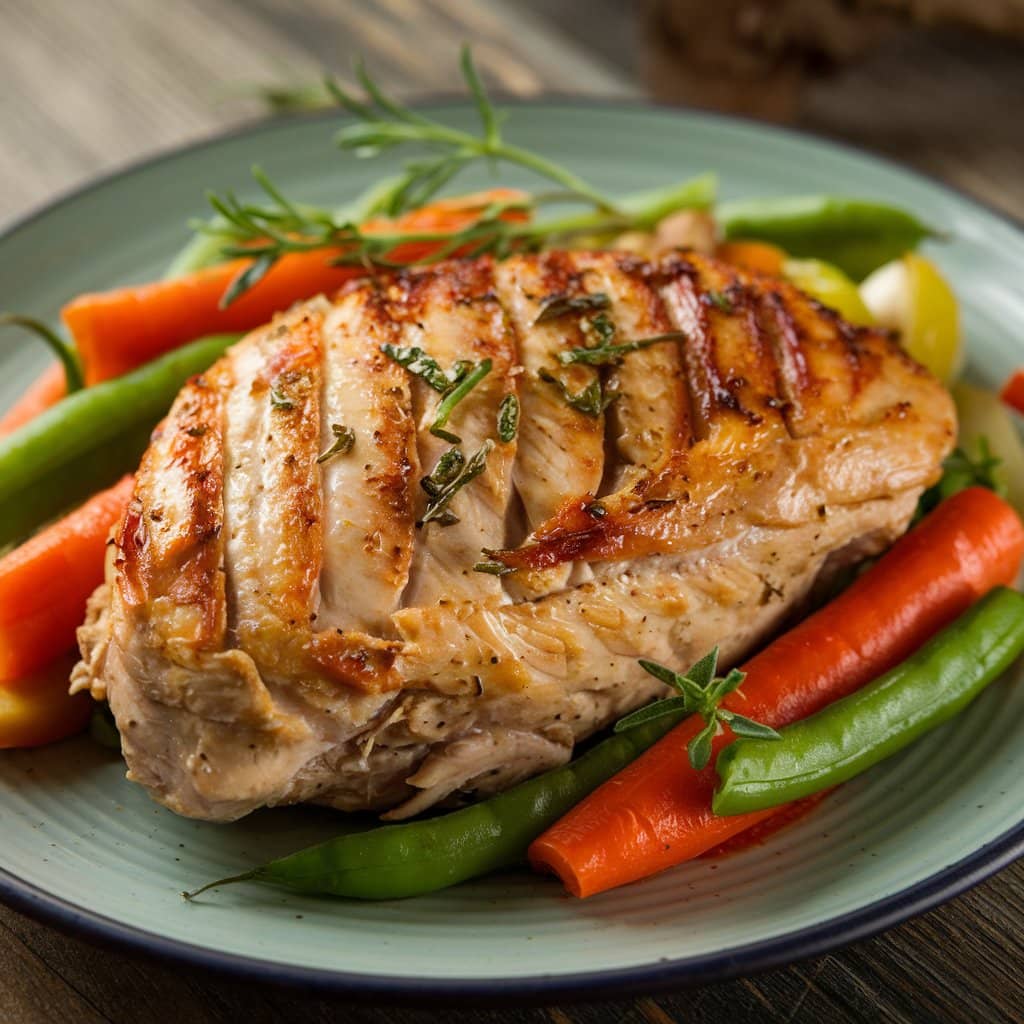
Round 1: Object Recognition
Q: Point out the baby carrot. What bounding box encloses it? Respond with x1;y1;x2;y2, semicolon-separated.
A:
62;189;528;385
0;363;67;435
528;487;1024;898
0;474;134;682
0;654;90;749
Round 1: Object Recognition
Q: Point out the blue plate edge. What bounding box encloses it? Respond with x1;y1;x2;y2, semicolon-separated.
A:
2;99;1023;1002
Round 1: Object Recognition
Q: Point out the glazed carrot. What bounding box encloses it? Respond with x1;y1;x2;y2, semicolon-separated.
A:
0;474;134;682
1000;369;1024;417
0;654;91;749
529;487;1024;898
62;189;528;385
715;239;786;276
0;363;66;435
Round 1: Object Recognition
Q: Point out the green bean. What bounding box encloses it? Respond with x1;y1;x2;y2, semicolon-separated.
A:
186;705;688;901
718;196;938;281
713;587;1024;816
0;333;239;547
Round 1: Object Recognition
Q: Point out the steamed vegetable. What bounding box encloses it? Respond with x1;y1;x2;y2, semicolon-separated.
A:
0;334;237;547
527;487;1024;898
714;587;1024;815
0;654;90;749
186;702;688;901
0;475;134;682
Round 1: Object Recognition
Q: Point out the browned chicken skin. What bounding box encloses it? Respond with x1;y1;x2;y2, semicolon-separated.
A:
73;251;956;822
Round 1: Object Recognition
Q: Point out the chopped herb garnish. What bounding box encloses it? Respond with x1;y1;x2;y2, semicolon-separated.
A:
270;385;295;410
429;359;492;443
473;560;514;576
497;393;519;442
706;290;734;313
420;440;494;526
584;311;616;346
539;368;616;418
534;292;611;324
420;448;465;497
382;343;465;393
317;424;356;463
615;647;780;770
558;331;686;367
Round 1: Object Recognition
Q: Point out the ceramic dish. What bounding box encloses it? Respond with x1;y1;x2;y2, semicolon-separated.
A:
1;101;1023;1001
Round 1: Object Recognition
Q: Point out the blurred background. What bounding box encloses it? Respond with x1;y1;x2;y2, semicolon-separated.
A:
1;0;1023;228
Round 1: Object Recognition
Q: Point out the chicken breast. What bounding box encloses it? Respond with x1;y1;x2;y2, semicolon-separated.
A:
73;250;956;822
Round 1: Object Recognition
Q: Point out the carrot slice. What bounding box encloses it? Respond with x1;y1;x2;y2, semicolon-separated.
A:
0;363;67;435
528;487;1024;898
715;240;786;276
1000;369;1024;417
0;654;91;749
62;189;528;385
0;474;134;682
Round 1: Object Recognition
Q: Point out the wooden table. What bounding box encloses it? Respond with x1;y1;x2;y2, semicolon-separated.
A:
1;3;1022;1021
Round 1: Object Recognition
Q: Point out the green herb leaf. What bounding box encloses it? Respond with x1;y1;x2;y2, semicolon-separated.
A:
221;253;277;308
614;696;693;733
497;393;519;443
538;369;616;418
622;645;778;770
534;292;611;324
317;423;356;463
722;713;781;740
706;290;734;314
382;343;460;392
473;560;514;576
420;440;493;526
558;331;685;367
270;385;295;410
688;717;718;771
430;359;492;443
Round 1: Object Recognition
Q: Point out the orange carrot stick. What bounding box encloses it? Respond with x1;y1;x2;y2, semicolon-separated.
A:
1000;369;1024;417
63;189;528;385
0;474;134;682
529;487;1024;898
0;654;91;749
0;362;67;435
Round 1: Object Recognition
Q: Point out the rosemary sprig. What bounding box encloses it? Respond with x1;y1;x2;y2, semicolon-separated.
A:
538;369;616;418
419;440;493;526
317;423;356;463
706;290;734;313
328;46;618;217
558;331;686;367
615;647;780;770
473;559;514;576
199;46;717;306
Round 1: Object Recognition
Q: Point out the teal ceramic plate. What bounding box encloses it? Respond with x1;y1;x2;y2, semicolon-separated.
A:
1;103;1023;1002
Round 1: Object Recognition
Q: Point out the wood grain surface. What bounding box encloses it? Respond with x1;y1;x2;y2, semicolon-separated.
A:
1;2;1022;1022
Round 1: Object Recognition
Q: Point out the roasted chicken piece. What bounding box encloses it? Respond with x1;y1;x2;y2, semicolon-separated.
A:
73;251;956;822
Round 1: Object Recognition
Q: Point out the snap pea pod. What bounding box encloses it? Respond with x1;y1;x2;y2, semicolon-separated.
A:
187;706;688;901
713;587;1024;817
718;196;938;281
0;333;239;547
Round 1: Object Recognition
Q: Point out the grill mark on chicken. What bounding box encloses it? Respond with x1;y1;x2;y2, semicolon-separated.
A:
222;304;325;676
493;252;605;598
116;361;230;653
78;250;957;822
383;258;517;609
318;287;416;634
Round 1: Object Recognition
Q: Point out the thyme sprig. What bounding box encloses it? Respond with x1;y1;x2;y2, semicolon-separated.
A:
419;440;494;526
615;647;780;770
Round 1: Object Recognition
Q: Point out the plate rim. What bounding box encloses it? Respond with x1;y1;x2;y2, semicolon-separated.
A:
1;97;1023;1003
